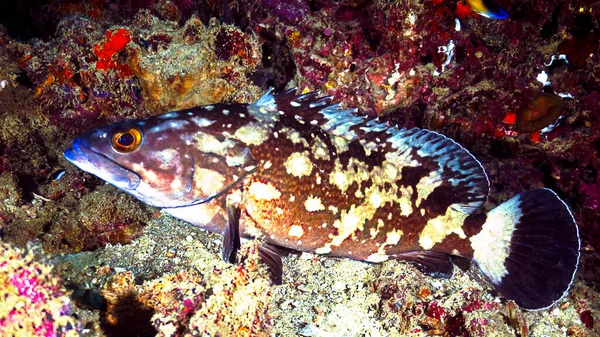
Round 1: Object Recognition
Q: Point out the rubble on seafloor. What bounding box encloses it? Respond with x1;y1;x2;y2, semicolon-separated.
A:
0;0;599;336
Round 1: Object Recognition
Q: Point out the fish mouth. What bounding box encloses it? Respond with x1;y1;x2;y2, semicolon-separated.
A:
64;137;141;190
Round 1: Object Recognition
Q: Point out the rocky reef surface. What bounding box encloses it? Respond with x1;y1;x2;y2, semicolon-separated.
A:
0;0;599;336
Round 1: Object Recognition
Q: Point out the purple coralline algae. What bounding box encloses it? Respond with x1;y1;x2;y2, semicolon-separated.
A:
0;242;81;336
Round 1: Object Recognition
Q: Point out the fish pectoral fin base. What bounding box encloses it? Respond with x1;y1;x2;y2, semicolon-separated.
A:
389;251;455;279
222;201;241;264
470;189;580;310
258;243;283;285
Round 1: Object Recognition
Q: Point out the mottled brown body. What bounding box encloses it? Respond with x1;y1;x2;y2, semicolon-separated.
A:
134;91;489;264
100;91;489;264
239;118;484;262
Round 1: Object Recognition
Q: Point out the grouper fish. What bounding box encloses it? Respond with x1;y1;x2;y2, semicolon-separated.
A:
64;89;580;310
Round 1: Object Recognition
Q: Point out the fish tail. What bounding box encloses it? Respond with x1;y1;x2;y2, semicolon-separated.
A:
470;188;580;310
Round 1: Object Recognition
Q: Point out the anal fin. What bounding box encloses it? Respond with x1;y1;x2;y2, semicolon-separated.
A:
389;251;455;279
258;243;284;285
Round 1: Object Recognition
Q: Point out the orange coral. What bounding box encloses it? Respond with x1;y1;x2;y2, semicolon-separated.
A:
94;28;132;72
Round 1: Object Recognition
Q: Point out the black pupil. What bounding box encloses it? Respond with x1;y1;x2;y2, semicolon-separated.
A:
118;133;134;146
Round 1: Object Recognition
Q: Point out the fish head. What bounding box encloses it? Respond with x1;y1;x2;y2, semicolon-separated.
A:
64;113;256;208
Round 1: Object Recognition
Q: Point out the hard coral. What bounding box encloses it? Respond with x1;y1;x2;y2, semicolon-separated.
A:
0;242;81;336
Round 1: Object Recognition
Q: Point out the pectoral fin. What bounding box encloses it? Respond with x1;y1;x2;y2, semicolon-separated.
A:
222;201;241;264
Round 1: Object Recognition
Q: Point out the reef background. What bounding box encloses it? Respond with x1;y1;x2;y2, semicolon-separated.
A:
0;0;599;336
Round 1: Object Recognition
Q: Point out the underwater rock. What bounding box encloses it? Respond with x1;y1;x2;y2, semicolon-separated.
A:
128;12;262;113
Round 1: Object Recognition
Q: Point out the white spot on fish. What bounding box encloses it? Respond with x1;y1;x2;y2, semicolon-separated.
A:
170;178;182;189
311;137;330;161
157;149;177;162
233;122;270;145
288;225;304;238
195;132;235;156
315;246;332;254
222;109;230;115
150;120;188;133
144;170;158;183
204;105;214;111
328;205;338;214
330;170;349;192
248;181;282;201
193;168;225;196
304;196;325;212
190;117;215;127
419;205;468;250
290;101;301;107
369;191;383;208
158;112;178;119
330;205;366;246
284;152;313;177
366;253;389;263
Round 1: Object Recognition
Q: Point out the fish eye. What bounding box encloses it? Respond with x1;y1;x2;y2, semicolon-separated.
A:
112;128;142;153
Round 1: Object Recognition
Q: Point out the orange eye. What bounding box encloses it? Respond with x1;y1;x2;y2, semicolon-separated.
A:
112;128;142;153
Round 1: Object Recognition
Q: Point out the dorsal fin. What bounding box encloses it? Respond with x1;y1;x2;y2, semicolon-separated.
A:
254;89;490;213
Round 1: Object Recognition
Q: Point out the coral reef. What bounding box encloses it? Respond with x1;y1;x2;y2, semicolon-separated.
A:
19;15;143;134
0;0;599;336
0;241;81;336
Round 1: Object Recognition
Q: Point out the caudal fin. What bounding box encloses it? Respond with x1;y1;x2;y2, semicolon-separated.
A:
469;189;580;310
